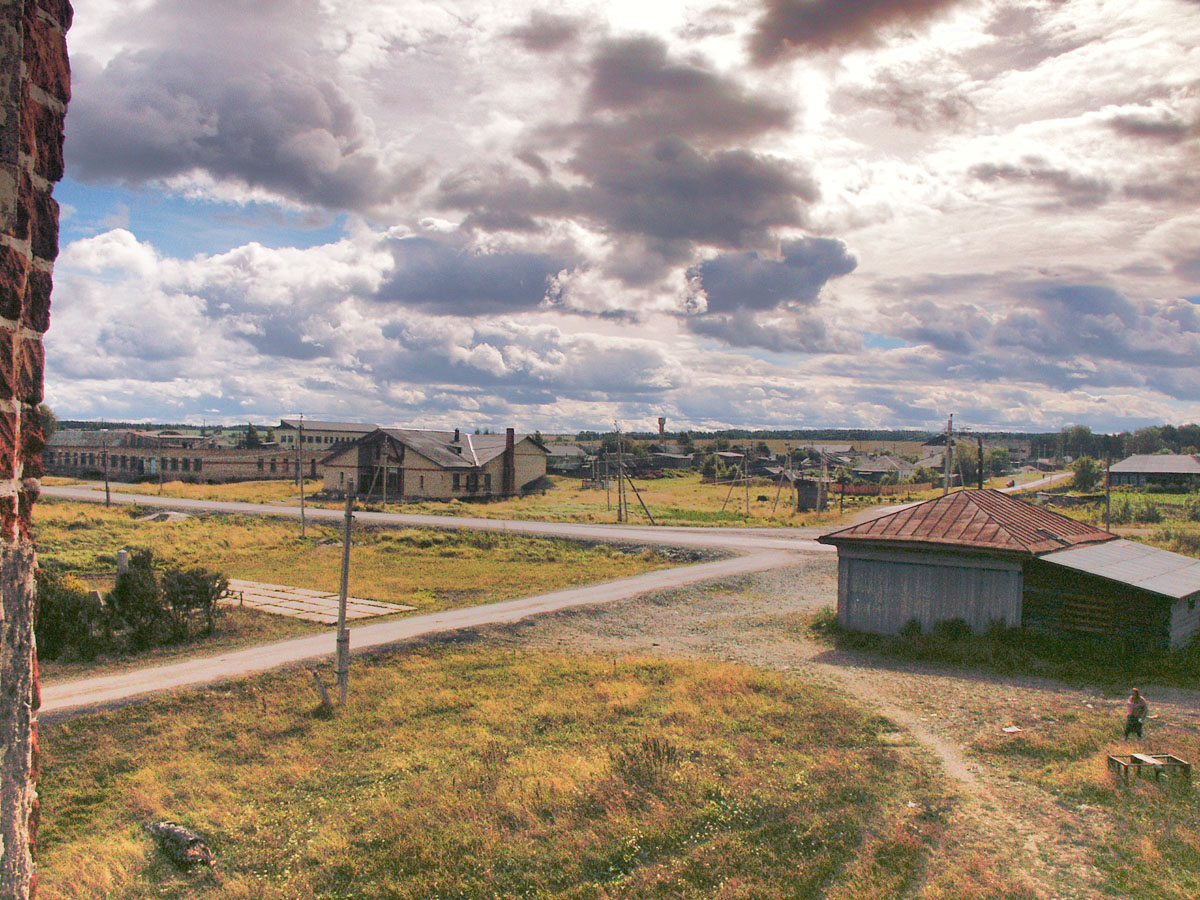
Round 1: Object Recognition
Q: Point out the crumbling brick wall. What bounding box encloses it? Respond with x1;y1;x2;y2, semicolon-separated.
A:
0;1;70;897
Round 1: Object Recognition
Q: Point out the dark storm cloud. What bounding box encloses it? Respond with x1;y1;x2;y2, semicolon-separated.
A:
749;0;964;63
64;3;422;212
372;237;570;316
690;237;857;313
1123;173;1200;205
508;10;582;52
970;160;1111;208
437;36;809;280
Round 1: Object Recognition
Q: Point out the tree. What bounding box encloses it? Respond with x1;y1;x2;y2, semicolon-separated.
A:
985;448;1011;477
676;431;693;450
107;549;164;652
37;403;56;440
243;423;262;449
1071;456;1102;492
532;430;544;445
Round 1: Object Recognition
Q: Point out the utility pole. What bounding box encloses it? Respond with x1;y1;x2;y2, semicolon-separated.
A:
297;414;306;539
102;432;110;507
744;451;750;517
977;435;984;490
942;414;954;495
335;491;354;704
1105;450;1112;531
615;424;625;523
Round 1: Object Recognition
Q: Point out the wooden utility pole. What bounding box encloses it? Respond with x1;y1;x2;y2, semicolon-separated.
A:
102;433;111;507
297;414;306;538
942;414;954;495
744;453;750;517
335;492;354;704
977;436;984;490
623;468;657;525
1105;451;1112;531
615;426;625;522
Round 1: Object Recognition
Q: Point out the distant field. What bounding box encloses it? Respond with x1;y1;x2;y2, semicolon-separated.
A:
35;500;681;615
38;648;949;900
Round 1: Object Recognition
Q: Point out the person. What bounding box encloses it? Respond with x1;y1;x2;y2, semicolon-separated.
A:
1124;688;1148;740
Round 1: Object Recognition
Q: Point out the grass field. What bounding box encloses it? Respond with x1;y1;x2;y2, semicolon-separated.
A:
92;472;896;527
37;647;951;900
34;500;681;663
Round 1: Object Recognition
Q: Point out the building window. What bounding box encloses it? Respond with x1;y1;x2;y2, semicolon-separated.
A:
453;473;460;491
181;457;190;472
485;473;491;492
419;475;425;490
270;459;276;473
339;471;345;484
195;458;202;473
257;458;264;472
170;457;179;472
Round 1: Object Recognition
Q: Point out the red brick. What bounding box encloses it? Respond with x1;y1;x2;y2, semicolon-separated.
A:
21;8;70;104
28;178;59;262
18;479;40;533
21;88;65;183
0;408;16;477
29;652;38;713
13;168;33;244
21;268;51;333
0;495;15;538
0;244;28;322
0;329;13;403
34;0;73;31
15;337;42;405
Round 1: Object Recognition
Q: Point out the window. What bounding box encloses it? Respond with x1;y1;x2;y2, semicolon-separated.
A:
257;458;264;472
181;457;190;472
194;458;202;473
339;471;345;484
170;457;179;471
453;473;460;490
270;459;276;473
485;473;492;492
419;475;425;490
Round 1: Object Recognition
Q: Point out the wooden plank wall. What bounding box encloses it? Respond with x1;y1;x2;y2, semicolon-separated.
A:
837;548;1023;635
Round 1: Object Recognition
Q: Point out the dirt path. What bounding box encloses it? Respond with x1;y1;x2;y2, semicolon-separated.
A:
480;558;1200;900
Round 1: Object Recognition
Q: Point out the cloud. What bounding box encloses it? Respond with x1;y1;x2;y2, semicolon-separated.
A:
508;10;582;52
372;236;571;315
749;0;964;63
689;237;857;313
1108;110;1194;142
688;308;858;353
970;159;1112;208
64;3;424;212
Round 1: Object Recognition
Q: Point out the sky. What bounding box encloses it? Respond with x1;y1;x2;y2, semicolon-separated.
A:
47;0;1200;434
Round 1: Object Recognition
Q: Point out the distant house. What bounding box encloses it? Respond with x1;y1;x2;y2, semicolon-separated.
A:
546;444;589;474
1109;454;1200;489
819;489;1200;650
322;427;547;500
851;455;917;482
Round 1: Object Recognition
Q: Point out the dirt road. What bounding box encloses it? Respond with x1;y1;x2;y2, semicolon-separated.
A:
41;550;797;718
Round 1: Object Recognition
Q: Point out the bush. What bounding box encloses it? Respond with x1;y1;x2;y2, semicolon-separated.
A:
1134;500;1162;524
107;549;164;651
161;567;228;642
35;570;106;661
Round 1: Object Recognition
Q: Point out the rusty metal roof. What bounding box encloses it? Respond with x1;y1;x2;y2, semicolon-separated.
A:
818;489;1115;555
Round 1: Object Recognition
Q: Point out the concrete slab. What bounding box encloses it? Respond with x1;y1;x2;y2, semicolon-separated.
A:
222;579;415;623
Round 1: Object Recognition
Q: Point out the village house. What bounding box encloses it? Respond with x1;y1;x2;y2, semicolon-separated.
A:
1108;453;1200;489
275;419;377;452
322;427;548;501
819;489;1200;650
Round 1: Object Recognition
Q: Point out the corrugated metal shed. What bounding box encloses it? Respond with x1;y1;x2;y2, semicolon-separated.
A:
1039;540;1200;600
1109;454;1200;475
819;489;1114;555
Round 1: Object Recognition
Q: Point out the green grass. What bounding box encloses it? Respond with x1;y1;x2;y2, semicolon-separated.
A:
38;648;950;900
964;694;1200;900
810;610;1200;692
35;500;680;613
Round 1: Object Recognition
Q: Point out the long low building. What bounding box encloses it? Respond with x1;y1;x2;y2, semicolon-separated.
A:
1108;453;1200;488
819;489;1200;650
322;427;548;501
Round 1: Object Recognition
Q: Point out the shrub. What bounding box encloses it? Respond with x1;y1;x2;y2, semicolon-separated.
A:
613;736;680;788
899;618;923;638
35;570;106;660
161;567;228;642
1134;500;1162;524
107;549;164;651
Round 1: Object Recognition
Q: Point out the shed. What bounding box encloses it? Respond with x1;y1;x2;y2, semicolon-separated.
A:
818;491;1100;634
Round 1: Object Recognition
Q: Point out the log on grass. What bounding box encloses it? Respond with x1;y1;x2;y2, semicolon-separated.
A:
144;821;215;870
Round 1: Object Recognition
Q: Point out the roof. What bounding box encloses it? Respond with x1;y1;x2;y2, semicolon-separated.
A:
547;444;586;458
1040;540;1200;600
331;428;544;469
818;489;1114;555
1110;454;1200;475
278;419;377;433
853;455;916;473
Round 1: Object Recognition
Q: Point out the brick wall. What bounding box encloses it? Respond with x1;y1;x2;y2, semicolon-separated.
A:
0;1;70;897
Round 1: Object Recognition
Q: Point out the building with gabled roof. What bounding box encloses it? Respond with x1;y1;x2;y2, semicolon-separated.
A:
321;427;547;500
1108;453;1200;488
819;489;1200;649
